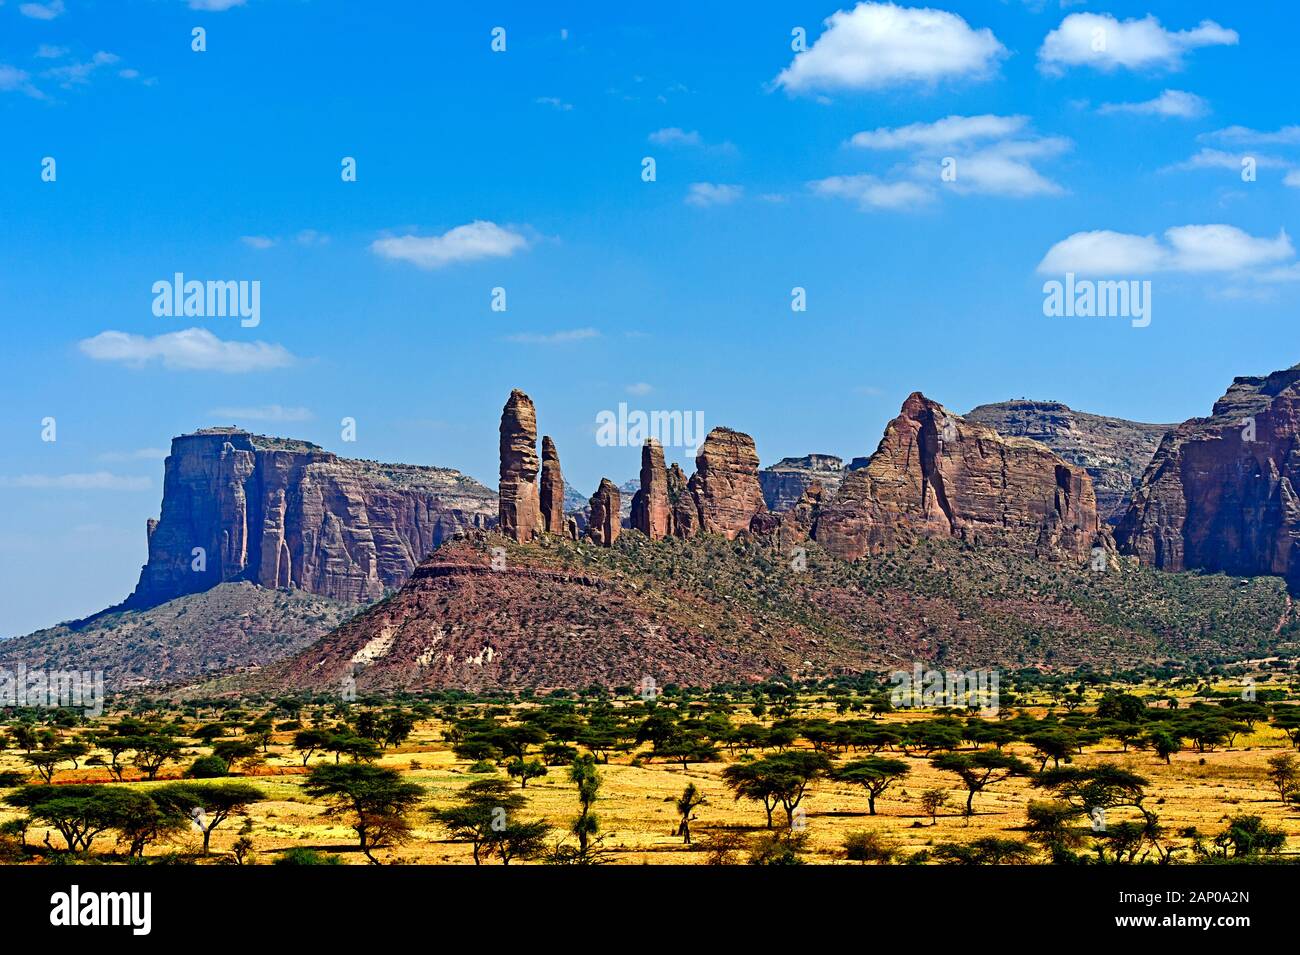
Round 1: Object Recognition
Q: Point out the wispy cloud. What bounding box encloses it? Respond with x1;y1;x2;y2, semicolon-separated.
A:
0;65;44;99
78;328;298;373
187;0;247;10
1098;89;1208;118
96;448;169;463
370;221;530;269
19;0;65;20
504;328;600;345
685;182;743;207
535;96;573;111
208;404;313;422
0;472;151;491
625;382;653;396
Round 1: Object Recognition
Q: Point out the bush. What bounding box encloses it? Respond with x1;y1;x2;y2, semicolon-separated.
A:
185;755;229;779
466;760;496;774
274;847;343;866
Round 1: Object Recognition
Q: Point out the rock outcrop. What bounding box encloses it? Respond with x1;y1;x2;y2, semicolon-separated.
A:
586;479;622;546
760;455;845;512
124;430;496;610
1116;365;1300;589
499;390;543;543
782;482;824;543
815;393;1100;562
688;428;769;540
966;400;1173;523
667;464;699;539
630;439;673;540
540;435;567;536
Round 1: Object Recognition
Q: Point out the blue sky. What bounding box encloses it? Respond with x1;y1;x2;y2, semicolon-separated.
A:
2;0;1299;636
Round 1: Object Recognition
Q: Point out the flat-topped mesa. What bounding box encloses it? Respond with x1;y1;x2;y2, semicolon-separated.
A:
814;392;1100;562
760;454;845;512
125;429;496;610
499;389;543;543
630;439;673;540
539;435;568;536
687;427;770;540
1116;364;1300;589
586;478;621;547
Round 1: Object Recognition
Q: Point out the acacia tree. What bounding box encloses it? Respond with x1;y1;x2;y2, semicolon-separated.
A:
303;764;423;864
931;750;1031;817
432;779;527;865
154;782;264;856
722;752;831;830
674;783;706;845
832;757;909;816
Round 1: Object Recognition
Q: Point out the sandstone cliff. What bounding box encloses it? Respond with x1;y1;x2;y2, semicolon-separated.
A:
124;429;495;610
966;400;1172;523
815;393;1100;562
1116;365;1300;589
687;427;769;540
499;390;543;543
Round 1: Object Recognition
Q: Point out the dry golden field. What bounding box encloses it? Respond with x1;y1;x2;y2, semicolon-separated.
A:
2;676;1299;865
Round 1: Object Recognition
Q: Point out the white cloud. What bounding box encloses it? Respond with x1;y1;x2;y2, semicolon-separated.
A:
811;174;933;210
851;114;1028;150
208;404;313;422
370;221;529;269
625;382;653;396
649;127;702;146
1098;89;1208;118
1286;170;1300;189
831;114;1069;206
1038;225;1293;275
188;0;247;10
0;472;151;491
776;2;1007;94
78;328;297;373
937;137;1070;197
35;45;68;59
504;328;600;345
19;0;65;20
241;235;277;249
685;182;743;207
1039;13;1238;74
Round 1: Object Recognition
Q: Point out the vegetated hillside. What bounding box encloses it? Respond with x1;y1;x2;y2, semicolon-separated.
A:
0;583;361;689
245;529;1297;695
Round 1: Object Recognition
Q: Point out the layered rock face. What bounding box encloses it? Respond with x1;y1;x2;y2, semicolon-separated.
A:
760;455;845;512
815;393;1100;562
1116;365;1300;588
499;390;543;543
540;436;567;536
125;429;496;610
630;439;673;540
966;400;1172;523
687;428;770;540
586;479;621;546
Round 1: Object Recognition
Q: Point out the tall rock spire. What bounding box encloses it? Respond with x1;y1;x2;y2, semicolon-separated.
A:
540;435;567;535
499;389;543;543
586;478;621;547
630;438;673;540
